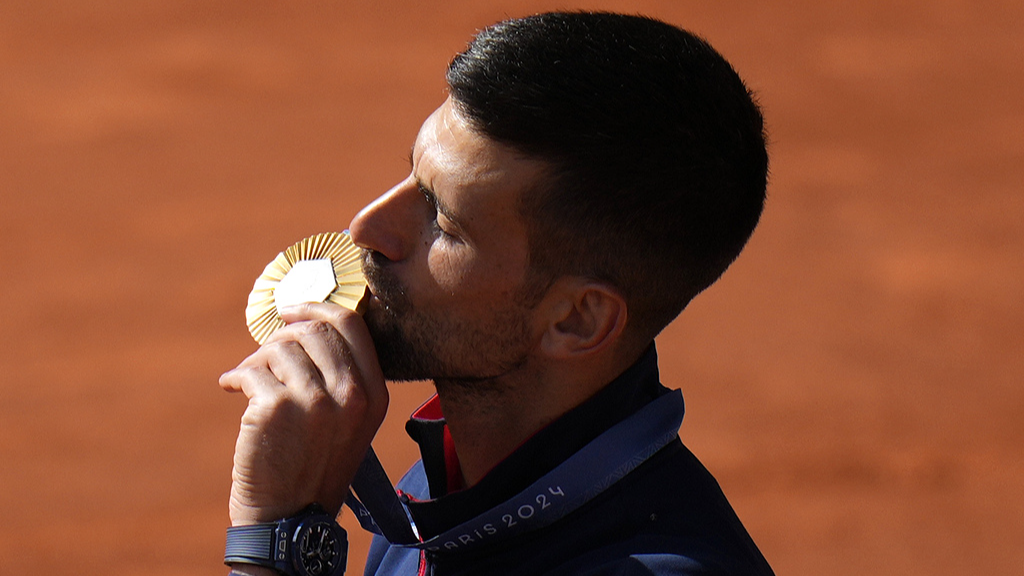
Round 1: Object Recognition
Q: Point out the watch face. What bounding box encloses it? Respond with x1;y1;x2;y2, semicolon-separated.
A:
296;520;345;576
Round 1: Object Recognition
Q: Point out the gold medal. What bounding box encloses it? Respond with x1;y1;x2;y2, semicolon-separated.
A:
245;231;368;344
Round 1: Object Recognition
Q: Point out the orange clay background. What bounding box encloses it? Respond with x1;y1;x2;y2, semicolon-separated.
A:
1;1;1021;575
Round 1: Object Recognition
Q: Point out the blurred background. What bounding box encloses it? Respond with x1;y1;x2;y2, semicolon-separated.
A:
1;1;1021;574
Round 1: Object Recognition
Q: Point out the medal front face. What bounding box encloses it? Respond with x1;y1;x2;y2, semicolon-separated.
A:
245;231;369;344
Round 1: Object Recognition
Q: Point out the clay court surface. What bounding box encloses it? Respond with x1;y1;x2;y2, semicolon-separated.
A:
1;1;1021;574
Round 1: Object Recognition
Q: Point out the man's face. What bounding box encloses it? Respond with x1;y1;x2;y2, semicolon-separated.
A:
348;98;551;383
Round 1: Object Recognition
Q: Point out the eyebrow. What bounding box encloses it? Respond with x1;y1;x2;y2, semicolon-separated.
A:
417;177;461;228
408;148;464;229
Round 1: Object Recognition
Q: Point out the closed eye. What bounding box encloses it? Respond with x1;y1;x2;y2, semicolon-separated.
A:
417;181;463;239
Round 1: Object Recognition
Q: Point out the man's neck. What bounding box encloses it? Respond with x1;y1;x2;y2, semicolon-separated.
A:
433;348;641;487
433;378;550;487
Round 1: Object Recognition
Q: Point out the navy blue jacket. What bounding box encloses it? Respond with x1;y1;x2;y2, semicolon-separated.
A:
363;347;774;575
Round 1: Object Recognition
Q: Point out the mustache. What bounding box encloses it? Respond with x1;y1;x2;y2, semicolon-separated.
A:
361;250;409;310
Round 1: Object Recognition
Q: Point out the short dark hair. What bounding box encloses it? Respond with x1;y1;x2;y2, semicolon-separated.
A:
447;12;768;341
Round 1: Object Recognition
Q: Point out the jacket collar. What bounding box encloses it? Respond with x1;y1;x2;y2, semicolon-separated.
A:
404;344;669;539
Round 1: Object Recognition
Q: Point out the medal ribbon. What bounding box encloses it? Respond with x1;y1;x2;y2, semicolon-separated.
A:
346;389;684;552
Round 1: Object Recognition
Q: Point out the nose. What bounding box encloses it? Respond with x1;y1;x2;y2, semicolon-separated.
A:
349;176;425;262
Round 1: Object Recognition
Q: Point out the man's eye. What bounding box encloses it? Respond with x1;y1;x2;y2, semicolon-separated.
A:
433;218;455;239
423;202;447;235
418;185;459;241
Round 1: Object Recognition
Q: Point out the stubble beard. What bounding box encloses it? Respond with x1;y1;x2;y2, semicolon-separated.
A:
361;251;540;386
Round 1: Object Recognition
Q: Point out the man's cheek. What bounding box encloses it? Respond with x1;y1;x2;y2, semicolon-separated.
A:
427;245;476;291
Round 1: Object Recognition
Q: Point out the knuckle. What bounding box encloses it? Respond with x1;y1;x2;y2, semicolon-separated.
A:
302;319;333;336
263;339;302;357
259;389;302;419
232;365;263;382
259;384;290;405
305;385;332;409
333;374;371;412
334;308;361;329
315;303;358;330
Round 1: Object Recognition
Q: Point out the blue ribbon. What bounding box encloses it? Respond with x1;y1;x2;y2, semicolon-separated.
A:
346;389;684;552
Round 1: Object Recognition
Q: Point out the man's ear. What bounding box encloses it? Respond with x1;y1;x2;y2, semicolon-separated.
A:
539;278;628;359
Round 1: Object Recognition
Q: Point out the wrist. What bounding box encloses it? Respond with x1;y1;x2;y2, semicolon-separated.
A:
229;494;312;527
224;504;348;576
229;488;344;527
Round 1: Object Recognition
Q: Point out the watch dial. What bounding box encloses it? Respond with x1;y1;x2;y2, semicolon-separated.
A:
297;521;343;576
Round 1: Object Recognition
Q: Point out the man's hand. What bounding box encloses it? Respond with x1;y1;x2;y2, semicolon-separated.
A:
219;302;389;526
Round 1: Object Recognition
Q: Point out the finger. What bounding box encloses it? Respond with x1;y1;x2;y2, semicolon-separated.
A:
220;347;268;391
279;303;388;424
222;338;324;400
262;319;354;390
219;364;284;399
279;303;385;387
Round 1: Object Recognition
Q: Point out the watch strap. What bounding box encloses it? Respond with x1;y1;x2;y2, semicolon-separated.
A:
225;504;347;576
225;523;281;566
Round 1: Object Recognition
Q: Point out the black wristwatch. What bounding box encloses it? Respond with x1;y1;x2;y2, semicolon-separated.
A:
225;504;348;576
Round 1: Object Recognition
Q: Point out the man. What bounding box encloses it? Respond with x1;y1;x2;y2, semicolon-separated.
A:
221;11;773;576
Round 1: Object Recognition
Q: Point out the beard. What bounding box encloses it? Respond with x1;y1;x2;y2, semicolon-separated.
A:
360;250;540;384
